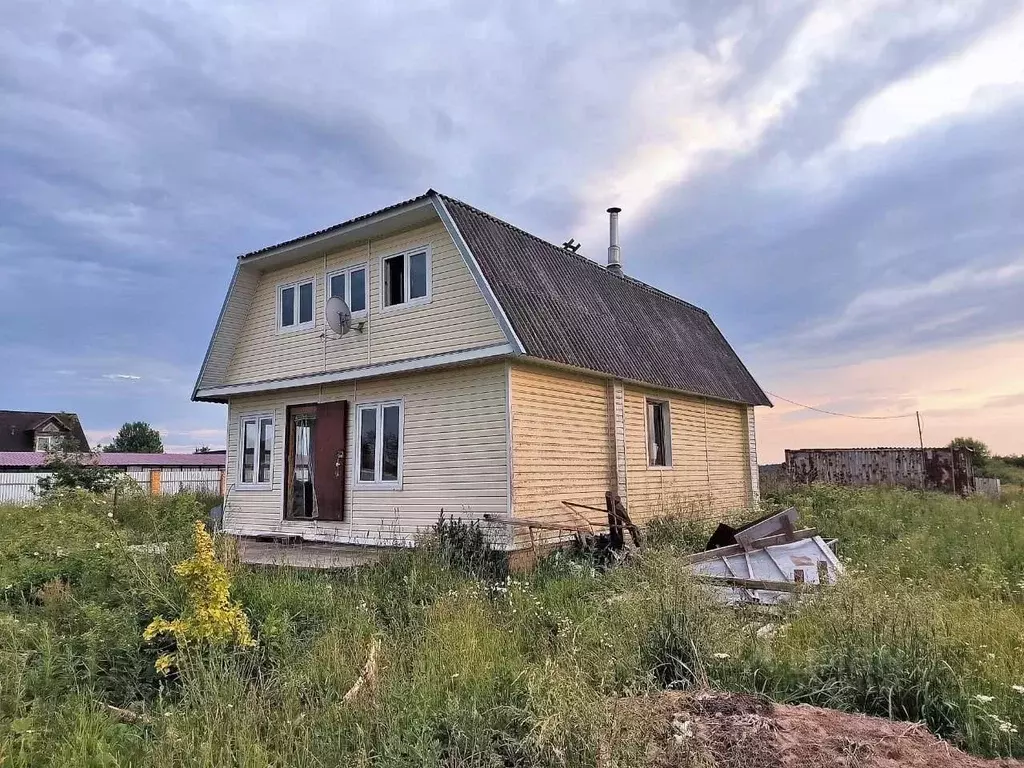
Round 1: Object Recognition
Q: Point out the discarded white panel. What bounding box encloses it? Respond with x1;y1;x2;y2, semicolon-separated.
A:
690;536;843;605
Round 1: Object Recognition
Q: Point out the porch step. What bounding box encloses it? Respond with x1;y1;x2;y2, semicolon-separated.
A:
237;537;384;570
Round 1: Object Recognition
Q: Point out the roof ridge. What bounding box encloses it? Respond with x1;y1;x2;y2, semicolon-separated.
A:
436;192;709;316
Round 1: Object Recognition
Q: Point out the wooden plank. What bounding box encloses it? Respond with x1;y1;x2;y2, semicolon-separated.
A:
482;513;592;534
733;507;799;549
695;575;821;593
680;528;818;564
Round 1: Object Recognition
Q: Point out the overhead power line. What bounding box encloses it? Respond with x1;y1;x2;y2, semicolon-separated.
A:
765;391;918;420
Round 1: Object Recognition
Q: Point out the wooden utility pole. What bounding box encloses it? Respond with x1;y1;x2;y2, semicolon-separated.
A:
916;411;924;449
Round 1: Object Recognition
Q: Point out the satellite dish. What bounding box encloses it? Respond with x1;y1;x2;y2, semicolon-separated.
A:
325;296;352;336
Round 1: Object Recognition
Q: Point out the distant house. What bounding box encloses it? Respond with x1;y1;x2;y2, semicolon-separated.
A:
0;410;89;453
193;191;770;555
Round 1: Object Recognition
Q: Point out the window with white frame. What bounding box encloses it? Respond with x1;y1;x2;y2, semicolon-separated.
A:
35;434;56;452
240;415;274;485
327;264;367;315
382;247;430;308
646;399;672;467
278;278;315;331
356;401;402;485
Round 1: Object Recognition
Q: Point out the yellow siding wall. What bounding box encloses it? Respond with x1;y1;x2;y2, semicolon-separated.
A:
623;386;751;522
225;219;507;386
223;363;509;545
508;364;614;544
507;363;754;547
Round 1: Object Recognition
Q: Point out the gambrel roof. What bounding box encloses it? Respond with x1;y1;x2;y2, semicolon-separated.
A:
438;194;770;407
195;190;769;407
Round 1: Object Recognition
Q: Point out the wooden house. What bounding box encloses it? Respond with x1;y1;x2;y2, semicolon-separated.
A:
193;191;770;558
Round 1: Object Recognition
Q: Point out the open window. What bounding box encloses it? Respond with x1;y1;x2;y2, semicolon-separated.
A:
239;414;274;487
382;247;430;309
328;264;367;316
356;401;403;487
278;278;315;331
646;399;672;467
284;401;348;520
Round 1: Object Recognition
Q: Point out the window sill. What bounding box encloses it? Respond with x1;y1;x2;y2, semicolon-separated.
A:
379;297;431;315
646;464;674;471
276;322;316;335
355;480;403;491
235;483;273;491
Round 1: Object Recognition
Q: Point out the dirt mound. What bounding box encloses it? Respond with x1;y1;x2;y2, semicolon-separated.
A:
613;690;1024;768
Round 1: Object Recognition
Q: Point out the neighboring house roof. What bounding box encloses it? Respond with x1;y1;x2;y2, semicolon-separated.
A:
196;189;769;407
0;410;90;452
438;194;771;406
0;452;226;469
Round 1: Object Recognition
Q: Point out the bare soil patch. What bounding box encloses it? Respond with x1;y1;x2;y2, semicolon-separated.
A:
613;690;1024;768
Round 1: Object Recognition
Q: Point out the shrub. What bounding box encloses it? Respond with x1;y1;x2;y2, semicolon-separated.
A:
144;522;254;675
425;513;508;580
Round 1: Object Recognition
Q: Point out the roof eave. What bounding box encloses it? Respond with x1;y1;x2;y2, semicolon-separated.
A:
238;196;435;267
519;356;771;408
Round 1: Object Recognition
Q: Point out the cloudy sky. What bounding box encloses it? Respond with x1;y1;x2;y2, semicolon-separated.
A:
2;0;1022;460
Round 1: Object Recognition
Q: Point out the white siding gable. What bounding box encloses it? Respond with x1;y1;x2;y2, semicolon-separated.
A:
223;218;507;387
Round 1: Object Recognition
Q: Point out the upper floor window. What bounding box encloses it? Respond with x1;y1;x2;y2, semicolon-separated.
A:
278;278;315;331
646;398;672;467
382;247;430;309
328;265;367;315
35;434;56;452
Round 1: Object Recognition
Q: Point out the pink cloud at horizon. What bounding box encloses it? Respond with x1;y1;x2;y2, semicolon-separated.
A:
756;334;1024;464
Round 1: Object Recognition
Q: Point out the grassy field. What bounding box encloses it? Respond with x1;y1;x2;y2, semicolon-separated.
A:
2;484;1024;766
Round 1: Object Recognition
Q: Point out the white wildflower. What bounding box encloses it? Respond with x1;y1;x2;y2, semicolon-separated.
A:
107;512;114;519
712;652;731;660
975;694;995;704
1012;685;1024;695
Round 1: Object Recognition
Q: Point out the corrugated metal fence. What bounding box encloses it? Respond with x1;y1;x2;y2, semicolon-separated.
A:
784;447;975;494
0;467;224;503
0;472;52;503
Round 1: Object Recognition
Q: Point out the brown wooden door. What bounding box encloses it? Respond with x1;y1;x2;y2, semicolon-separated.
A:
313;400;348;521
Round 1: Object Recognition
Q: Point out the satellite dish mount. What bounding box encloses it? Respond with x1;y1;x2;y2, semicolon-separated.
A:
325;296;363;337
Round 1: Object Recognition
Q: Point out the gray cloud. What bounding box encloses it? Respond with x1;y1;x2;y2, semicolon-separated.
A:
2;0;1022;445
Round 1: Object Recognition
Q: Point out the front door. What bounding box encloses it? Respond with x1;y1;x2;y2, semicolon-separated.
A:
284;401;349;521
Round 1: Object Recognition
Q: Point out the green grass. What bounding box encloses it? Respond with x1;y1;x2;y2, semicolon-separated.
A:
2;484;1024;765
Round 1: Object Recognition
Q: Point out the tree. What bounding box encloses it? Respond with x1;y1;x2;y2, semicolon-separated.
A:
38;447;116;494
104;421;164;453
949;437;990;469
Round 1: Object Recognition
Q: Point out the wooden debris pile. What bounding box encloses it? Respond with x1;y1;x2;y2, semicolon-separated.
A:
685;507;843;604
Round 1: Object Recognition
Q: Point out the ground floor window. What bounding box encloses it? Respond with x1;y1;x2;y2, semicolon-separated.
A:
357;401;403;486
240;415;274;486
646;398;672;467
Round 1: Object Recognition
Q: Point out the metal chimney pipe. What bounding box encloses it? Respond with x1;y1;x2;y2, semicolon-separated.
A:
606;207;622;274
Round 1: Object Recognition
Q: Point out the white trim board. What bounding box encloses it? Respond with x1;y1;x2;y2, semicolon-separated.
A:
194;343;515;401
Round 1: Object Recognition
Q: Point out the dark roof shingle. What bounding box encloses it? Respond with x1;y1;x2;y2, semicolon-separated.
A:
441;194;770;406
